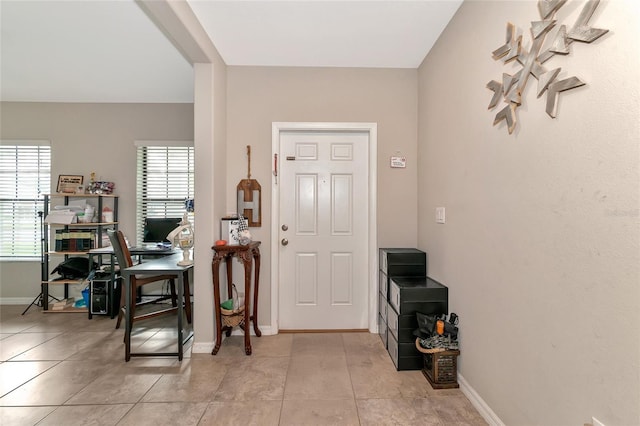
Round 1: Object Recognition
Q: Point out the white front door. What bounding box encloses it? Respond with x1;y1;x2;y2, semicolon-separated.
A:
278;130;369;330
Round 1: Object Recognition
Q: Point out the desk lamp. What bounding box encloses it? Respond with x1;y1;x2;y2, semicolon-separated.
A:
167;213;194;266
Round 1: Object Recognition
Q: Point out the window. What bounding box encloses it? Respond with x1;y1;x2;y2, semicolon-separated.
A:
0;142;51;258
136;142;194;245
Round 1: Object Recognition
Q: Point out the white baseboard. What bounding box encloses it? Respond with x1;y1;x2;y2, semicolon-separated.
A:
230;325;275;336
458;373;505;426
191;325;276;354
592;417;606;426
0;297;37;305
191;342;215;353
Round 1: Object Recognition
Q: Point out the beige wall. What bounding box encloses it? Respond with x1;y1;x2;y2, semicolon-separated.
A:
192;57;228;348
417;0;639;424
0;102;194;301
227;66;419;327
4;2;639;421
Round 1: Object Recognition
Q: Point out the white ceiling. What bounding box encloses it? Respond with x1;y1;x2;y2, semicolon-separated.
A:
0;0;462;103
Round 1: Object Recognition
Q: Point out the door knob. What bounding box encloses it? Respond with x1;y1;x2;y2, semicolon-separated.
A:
281;238;289;246
281;224;288;231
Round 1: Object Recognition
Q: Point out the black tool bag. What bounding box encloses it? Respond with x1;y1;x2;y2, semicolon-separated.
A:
51;257;96;280
413;312;460;340
414;312;440;338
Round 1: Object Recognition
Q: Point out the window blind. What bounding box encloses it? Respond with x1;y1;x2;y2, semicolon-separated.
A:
136;145;194;244
0;143;51;257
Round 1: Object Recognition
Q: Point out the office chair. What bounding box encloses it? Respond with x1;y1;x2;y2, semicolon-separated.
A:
107;229;187;329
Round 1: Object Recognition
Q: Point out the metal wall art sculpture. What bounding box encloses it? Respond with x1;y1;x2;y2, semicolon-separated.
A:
488;0;609;134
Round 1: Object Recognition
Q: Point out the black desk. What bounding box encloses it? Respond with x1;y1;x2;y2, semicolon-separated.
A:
121;252;193;361
90;245;179;257
88;246;180;319
130;246;179;256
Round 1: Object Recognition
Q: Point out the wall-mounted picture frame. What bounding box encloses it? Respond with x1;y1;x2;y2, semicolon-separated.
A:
57;175;83;194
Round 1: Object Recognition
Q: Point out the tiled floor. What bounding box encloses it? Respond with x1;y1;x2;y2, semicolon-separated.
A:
0;304;487;425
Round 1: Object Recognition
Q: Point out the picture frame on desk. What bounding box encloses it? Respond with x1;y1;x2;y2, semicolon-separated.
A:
57;174;83;194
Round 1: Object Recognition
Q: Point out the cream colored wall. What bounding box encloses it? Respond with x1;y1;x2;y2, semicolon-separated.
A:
192;58;227;348
226;66;418;327
417;1;639;424
0;102;194;301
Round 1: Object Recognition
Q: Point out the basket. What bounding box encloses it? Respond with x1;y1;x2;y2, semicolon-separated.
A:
220;305;245;328
415;338;446;354
421;347;460;389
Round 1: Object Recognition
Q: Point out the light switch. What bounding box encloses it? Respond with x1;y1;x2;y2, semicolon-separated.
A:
436;207;445;224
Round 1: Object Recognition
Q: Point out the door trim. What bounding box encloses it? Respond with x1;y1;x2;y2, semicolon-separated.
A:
271;122;378;334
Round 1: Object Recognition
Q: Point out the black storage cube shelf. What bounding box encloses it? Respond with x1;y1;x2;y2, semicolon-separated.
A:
387;276;448;370
379;292;387;322
379;248;442;371
378;314;388;349
379;248;427;276
387;308;420;343
389;276;448;316
387;333;424;371
379;248;426;298
379;271;389;299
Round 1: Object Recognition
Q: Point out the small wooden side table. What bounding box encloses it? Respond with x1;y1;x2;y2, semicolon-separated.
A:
421;348;460;389
211;241;261;355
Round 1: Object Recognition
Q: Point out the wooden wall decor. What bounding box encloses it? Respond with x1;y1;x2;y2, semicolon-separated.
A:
488;0;609;134
237;145;261;227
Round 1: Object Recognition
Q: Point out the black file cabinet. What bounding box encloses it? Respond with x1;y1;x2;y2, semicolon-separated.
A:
379;248;427;299
379;248;441;370
387;276;448;370
378;248;448;370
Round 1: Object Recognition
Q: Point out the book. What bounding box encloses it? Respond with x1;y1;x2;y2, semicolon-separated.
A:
50;298;75;310
55;229;63;251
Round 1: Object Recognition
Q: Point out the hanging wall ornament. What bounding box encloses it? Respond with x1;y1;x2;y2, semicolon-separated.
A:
237;145;262;227
487;0;609;134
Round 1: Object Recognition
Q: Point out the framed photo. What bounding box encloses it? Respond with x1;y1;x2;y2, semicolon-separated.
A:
57;175;84;194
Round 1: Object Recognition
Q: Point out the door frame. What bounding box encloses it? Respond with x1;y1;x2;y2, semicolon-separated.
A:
271;122;378;334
